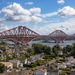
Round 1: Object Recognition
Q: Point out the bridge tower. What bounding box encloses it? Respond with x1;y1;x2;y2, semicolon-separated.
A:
48;30;68;43
0;26;40;45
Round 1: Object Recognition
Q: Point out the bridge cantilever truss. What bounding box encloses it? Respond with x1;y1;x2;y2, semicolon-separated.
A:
0;26;73;45
48;30;68;43
0;26;40;45
72;33;75;39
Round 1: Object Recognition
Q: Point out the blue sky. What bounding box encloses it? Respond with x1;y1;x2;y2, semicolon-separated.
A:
0;0;75;35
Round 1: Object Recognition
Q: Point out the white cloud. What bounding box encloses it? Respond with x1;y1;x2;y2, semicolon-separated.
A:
31;16;42;22
2;3;75;24
0;18;75;35
1;3;31;15
57;0;65;4
0;18;5;22
0;24;10;32
33;18;75;35
58;6;75;17
41;6;75;18
29;7;41;16
25;2;33;5
0;2;42;23
41;12;57;18
1;3;75;35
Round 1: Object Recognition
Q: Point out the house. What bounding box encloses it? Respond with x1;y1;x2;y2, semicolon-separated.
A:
47;63;58;71
58;63;67;69
70;70;75;75
27;53;44;64
66;56;75;62
10;60;23;68
47;63;59;75
0;54;7;60
34;70;45;75
19;58;28;65
58;51;63;56
12;50;27;58
66;56;75;67
1;62;13;72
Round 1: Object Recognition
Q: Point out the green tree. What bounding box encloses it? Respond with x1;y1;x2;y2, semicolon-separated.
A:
42;45;52;55
0;63;5;73
32;43;43;54
63;47;67;54
71;43;75;57
27;48;34;56
52;44;62;56
63;45;72;56
52;47;59;56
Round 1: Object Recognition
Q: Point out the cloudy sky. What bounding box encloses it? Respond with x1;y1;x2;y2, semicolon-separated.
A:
0;0;75;35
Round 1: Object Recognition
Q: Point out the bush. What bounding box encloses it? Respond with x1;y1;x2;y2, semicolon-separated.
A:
0;63;5;73
43;55;54;60
56;59;66;63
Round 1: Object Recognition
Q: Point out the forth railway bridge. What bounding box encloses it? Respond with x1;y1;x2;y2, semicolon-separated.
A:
0;26;75;45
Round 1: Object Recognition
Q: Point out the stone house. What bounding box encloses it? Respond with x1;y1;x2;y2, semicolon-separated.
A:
10;60;23;68
27;53;44;64
12;50;26;58
47;63;59;75
70;70;75;75
65;56;75;67
1;62;13;72
19;58;28;65
0;54;7;60
58;63;67;69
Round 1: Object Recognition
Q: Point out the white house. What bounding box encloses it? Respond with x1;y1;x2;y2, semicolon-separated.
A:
20;58;28;65
27;53;44;64
58;63;67;69
10;60;23;68
47;63;59;75
47;63;58;70
1;62;13;72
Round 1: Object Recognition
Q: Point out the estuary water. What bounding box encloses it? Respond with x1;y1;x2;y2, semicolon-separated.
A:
29;40;75;48
2;39;75;48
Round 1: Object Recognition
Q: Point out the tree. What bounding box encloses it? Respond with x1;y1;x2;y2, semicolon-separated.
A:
71;43;75;57
63;47;67;54
52;47;59;56
42;45;52;55
27;48;34;56
0;63;5;73
52;44;62;56
32;43;43;54
0;41;7;45
63;45;72;55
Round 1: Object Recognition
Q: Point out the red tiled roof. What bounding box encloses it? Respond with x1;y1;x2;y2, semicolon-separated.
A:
1;62;11;67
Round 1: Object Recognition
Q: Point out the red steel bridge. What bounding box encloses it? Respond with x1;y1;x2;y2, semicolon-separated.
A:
0;26;74;45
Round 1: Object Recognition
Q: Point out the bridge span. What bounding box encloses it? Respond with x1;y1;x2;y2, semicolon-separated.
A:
0;26;73;45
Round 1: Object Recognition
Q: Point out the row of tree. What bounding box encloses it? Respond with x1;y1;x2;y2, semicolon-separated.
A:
30;43;75;58
32;43;62;56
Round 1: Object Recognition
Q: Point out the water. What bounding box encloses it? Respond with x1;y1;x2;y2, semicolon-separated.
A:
29;40;75;48
1;39;75;48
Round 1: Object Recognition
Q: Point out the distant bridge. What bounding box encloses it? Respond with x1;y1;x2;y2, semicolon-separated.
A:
0;26;74;45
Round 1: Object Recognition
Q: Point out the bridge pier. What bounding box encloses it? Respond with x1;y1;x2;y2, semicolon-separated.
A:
55;40;64;43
